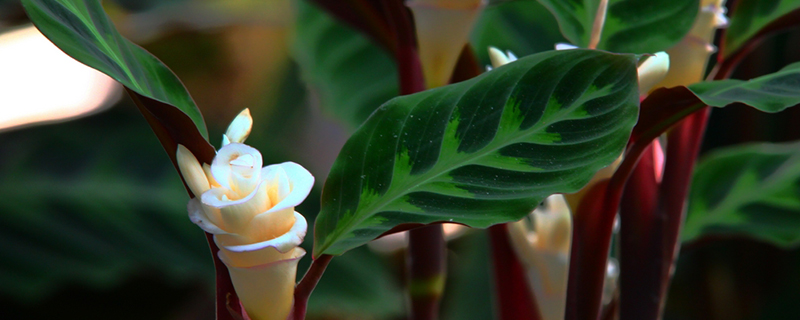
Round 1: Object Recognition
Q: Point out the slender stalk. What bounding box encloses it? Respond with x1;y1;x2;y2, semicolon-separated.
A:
566;106;682;320
619;142;662;320
488;225;542;320
588;0;609;49
566;179;614;320
293;254;334;320
407;226;447;320
655;108;710;313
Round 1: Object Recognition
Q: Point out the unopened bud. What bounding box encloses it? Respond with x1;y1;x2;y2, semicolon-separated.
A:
222;108;253;146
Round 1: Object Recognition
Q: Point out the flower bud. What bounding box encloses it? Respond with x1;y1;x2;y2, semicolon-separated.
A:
223;108;253;146
487;47;518;69
507;194;572;320
408;0;486;88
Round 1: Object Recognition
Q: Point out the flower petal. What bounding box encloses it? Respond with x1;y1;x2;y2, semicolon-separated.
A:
187;198;229;234
176;144;211;197
202;181;271;233
261;162;314;215
211;143;263;196
218;211;307;253
223;108;253;146
222;247;305;320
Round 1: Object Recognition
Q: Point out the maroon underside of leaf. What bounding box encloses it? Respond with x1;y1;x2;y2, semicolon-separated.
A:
125;89;241;320
487;225;542;320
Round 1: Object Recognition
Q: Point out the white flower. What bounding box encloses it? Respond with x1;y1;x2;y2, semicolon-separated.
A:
176;109;314;320
407;0;486;88
507;194;572;320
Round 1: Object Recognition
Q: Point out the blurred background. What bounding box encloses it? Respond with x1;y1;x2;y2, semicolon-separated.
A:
0;0;799;319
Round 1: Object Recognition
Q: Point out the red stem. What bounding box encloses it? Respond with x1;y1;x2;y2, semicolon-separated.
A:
655;108;710;309
292;254;334;320
487;225;542;320
407;226;447;320
565;179;614;320
618;142;662;320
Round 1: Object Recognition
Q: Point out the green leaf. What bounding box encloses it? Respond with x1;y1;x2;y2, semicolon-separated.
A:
293;0;399;130
688;61;800;112
635;61;800;146
21;0;207;138
537;0;698;53
683;142;800;247
313;49;640;257
723;0;800;59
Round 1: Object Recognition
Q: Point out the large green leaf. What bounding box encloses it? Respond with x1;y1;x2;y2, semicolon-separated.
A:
293;0;399;130
313;49;640;257
723;0;800;59
682;142;800;247
537;0;698;53
21;0;207;138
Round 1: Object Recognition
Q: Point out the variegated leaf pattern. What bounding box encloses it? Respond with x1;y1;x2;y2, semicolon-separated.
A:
683;142;800;247
314;49;640;256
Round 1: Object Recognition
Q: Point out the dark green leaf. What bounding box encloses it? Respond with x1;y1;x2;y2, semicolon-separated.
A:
723;0;800;59
683;142;800;247
21;0;208;138
537;0;698;53
314;49;640;256
635;61;800;146
293;1;399;130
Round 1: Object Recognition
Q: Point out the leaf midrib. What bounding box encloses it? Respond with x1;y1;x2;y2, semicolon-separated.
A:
58;0;143;91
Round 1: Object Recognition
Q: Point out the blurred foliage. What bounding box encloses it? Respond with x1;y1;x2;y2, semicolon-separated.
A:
0;103;214;318
293;0;399;131
683;142;800;247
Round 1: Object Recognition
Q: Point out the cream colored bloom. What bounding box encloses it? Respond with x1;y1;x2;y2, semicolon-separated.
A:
407;0;485;88
508;195;572;320
176;109;314;320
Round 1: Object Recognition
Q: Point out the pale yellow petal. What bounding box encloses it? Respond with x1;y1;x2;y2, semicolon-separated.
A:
408;0;485;88
176;144;210;197
224;247;305;320
223;108;253;146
